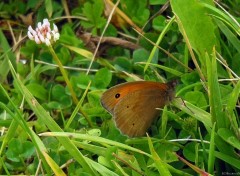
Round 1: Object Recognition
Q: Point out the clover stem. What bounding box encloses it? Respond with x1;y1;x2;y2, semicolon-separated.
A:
49;46;93;127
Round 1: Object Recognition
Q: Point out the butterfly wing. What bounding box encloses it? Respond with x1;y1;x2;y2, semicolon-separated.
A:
113;88;169;137
100;81;176;137
100;81;170;114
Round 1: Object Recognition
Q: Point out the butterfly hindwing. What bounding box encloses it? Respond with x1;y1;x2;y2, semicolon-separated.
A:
113;88;168;137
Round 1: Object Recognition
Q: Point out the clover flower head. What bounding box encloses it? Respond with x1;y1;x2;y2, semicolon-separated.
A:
27;19;60;46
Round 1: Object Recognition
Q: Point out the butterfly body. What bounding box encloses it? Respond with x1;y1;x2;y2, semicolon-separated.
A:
101;80;177;137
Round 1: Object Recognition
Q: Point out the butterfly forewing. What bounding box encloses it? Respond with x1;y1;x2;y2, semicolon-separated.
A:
101;81;170;113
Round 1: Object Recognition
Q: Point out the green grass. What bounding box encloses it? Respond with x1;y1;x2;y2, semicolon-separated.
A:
0;0;240;175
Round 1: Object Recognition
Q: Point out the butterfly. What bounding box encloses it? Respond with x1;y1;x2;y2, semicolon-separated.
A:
100;80;177;137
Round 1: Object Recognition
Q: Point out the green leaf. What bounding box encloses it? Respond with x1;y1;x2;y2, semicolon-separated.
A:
181;71;200;85
60;24;84;47
183;142;200;162
6;139;35;162
42;137;59;150
8;138;23;155
52;84;67;100
20;40;39;58
17;62;29;77
184;91;207;109
58;47;71;65
218;128;240;150
152;16;166;31
150;0;167;5
50;84;72;108
47;101;62;109
22;141;35;158
87;91;102;107
81;0;106;31
27;0;39;8
133;48;150;63
73;73;91;90
94;68;112;89
59;95;72;108
121;0;150;26
114;57;132;72
45;0;53;17
214;135;236;159
170;0;218;56
26;83;48;100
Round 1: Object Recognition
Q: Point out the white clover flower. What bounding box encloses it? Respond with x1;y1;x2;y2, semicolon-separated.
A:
37;22;42;30
38;34;44;42
27;19;60;46
53;24;58;32
27;31;34;40
34;35;41;44
46;32;51;40
45;38;51;46
43;19;50;26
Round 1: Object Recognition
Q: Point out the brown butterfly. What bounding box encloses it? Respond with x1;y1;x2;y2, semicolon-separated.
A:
100;80;177;137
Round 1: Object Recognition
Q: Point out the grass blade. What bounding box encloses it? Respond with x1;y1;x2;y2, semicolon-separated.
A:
147;135;171;176
8;60;97;175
